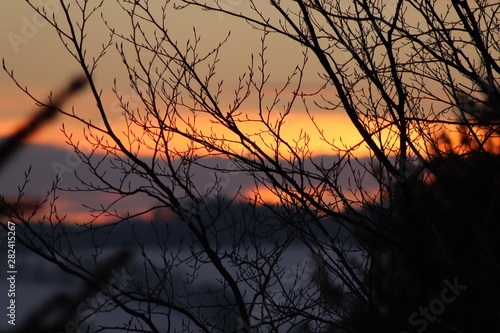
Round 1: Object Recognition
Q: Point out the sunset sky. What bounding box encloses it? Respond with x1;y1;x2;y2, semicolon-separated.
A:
0;2;369;222
1;1;451;222
0;1;367;157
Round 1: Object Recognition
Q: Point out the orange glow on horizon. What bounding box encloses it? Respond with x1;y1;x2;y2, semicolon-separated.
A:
0;84;400;221
1;87;369;158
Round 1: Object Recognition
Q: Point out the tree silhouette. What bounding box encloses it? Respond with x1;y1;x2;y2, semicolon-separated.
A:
1;1;500;332
307;84;500;333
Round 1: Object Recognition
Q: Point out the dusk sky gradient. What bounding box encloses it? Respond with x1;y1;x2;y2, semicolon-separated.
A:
0;1;396;222
0;1;366;156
